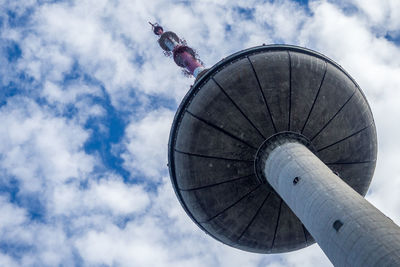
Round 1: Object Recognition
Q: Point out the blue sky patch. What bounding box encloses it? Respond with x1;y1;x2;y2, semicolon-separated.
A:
385;31;400;46
5;41;22;62
234;7;255;20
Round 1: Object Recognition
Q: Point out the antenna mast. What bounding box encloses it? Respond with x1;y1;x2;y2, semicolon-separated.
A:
149;22;205;78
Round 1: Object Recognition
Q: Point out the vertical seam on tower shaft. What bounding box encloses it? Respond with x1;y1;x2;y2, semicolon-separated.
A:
246;56;277;133
288;51;292;131
212;77;267;140
301;61;328;134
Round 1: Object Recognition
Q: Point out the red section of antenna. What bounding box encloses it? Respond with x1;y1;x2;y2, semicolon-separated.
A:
173;46;203;75
149;22;205;78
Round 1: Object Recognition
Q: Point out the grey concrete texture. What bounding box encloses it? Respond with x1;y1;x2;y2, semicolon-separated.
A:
265;142;400;266
168;45;377;253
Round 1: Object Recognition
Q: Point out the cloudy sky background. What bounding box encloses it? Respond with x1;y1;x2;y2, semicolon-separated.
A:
0;0;400;266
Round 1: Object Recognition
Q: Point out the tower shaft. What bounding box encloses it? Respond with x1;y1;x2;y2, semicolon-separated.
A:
263;141;400;266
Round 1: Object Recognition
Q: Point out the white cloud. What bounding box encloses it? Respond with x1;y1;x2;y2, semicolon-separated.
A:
348;0;400;32
254;1;307;43
0;195;27;233
0;252;18;267
0;97;95;192
0;195;74;266
121;108;174;181
75;222;172;267
42;81;101;105
74;176;266;267
42;81;105;124
51;175;150;216
19;35;73;82
25;1;139;107
87;178;149;214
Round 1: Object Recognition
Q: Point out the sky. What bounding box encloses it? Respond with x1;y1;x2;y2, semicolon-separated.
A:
0;0;400;266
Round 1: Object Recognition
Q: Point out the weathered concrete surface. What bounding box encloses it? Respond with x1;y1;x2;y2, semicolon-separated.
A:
168;45;377;253
265;141;400;266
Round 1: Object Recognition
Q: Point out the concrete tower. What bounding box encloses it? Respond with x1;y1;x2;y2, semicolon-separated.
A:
152;24;400;266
